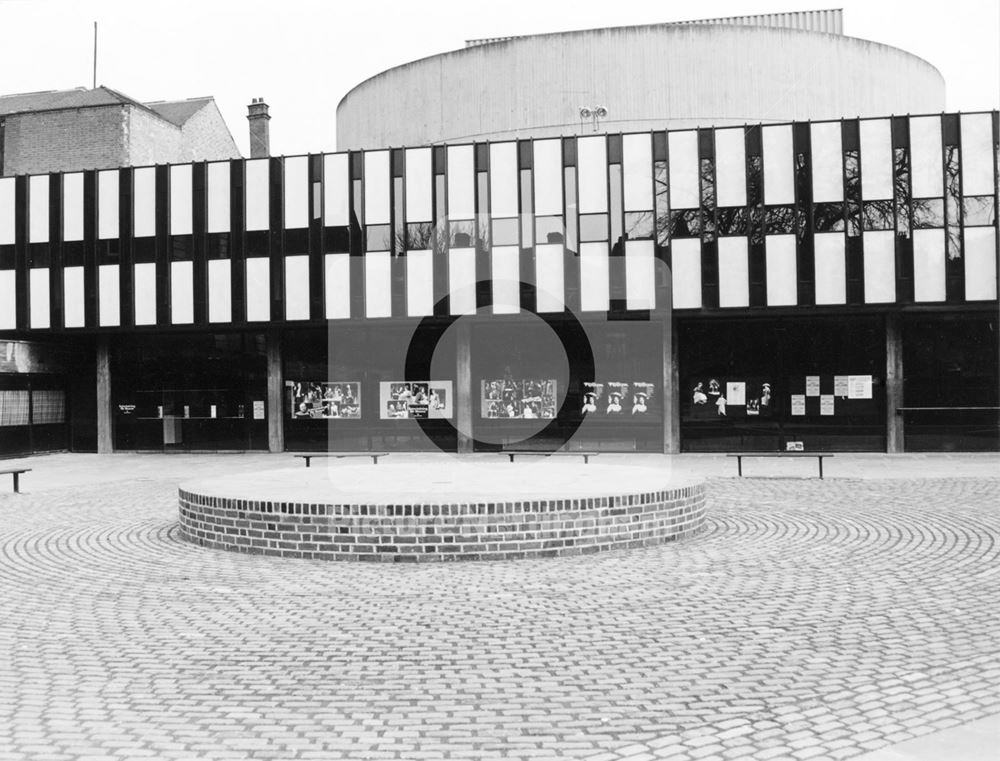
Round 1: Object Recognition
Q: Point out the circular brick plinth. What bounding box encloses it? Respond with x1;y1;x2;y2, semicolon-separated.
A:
178;463;706;561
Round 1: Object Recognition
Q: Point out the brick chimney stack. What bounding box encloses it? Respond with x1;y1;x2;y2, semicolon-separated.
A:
247;97;270;158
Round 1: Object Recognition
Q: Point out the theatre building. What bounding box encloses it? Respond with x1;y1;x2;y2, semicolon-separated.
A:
0;109;997;456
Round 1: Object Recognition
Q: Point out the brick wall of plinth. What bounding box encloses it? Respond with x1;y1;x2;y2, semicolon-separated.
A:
178;484;707;562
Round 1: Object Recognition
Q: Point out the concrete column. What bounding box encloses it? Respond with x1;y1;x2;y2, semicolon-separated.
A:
96;336;113;454
886;313;904;453
663;316;680;454
266;328;284;453
456;321;473;454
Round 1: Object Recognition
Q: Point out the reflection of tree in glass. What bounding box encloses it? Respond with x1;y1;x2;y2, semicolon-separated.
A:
944;145;962;259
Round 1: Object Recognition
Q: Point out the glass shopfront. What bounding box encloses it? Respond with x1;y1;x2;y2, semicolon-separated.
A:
679;316;885;452
111;333;268;451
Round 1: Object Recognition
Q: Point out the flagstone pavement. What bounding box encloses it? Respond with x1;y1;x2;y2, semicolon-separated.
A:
0;452;998;760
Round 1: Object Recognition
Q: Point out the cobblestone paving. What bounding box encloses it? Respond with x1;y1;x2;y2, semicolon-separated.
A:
1;476;999;760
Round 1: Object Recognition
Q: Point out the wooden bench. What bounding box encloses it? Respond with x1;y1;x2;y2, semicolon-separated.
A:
294;453;388;467
727;453;833;479
0;468;30;493
501;451;599;464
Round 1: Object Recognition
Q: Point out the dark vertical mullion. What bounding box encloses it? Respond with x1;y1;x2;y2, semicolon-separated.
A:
563;138;581;316
229;159;246;324
432;146;449;317
82;171;98;328
13;176;27;330
699;128;719;310
475;142;491;311
518;141;536;314
842;119;864;304
154;166;170;326
192;162;208;325
746;126;766;307
349;152;365;320
942;113;964;302
892;117;914;303
993;112;1000;302
118;169;134;328
792;122;814;307
608;134;627;314
49;173;63;331
390;149;406;319
309;155;324;320
269;157;284;322
652;132;670;318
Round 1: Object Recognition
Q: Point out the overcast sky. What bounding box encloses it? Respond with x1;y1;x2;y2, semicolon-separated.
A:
1;0;998;157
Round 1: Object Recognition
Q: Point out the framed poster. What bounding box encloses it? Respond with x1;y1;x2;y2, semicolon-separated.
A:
380;381;453;419
690;378;772;419
289;381;361;419
482;379;557;419
582;381;657;417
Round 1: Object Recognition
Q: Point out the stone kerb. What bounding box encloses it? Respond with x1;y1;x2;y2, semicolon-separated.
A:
178;465;706;562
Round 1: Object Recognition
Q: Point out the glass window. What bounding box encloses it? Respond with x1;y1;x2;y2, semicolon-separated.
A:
62;173;84;243
813;233;846;305
98;170;119;240
577;136;608;214
492;217;519;246
447;145;475;220
625;239;655;310
134;263;156;326
564;166;578;251
323;153;349;227
671;238;702;309
364;252;391;318
860;119;893;200
762;126;794;205
625;211;654;240
862;201;894;231
283;156;309;230
622;133;653;211
579;213;608;242
29;175;49;244
765;234;797;306
0;177;15;245
363;151;390;226
489;142;518;218
535;243;564;313
909;116;943;199
913;228;946;302
717;207;748;237
536;216;564;244
448;247;476;315
964;227;998;300
0;271;14;329
284;255;310;320
98;264;120;326
491;245;520;314
134;167;156;238
207;259;231;324
960;113;995;196
668;131;699;209
715;128;747;207
324;253;350;319
207;162;231;234
912;198;944;228
944;146;961;260
404;148;433;223
245;159;270;231
863;230;896;304
63;266;85;328
29;268;50;328
171;261;194;324
170;164;193;236
245;257;270;321
654;161;668;246
893;148;911;238
579;242;609;312
963;195;996;226
811;121;843;203
717;237;749;308
365;224;391;252
533;139;563;216
406;249;434;316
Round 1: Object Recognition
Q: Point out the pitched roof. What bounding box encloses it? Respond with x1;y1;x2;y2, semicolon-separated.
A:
0;86;144;116
144;97;214;126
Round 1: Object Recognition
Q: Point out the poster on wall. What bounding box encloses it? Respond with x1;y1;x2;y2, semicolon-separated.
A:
380;381;453;419
820;395;835;416
790;394;806;416
787;374;879;417
847;375;873;400
482;379;557;419
582;381;657;416
834;375;850;397
805;376;821;396
690;378;771;419
289;382;361;419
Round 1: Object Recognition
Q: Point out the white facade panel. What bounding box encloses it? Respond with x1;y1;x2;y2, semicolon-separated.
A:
29;268;50;329
964;227;998;301
912;228;946;302
533;140;563;216
63;266;85;328
577;136;608;214
763;126;795;205
245;159;270;231
29;175;49;243
909;116;943;199
491;245;520;314
535;243;564;313
715;128;747;207
960;113;996;197
671;238;702;309
169;164;193;236
0;270;15;329
0;177;15;245
284;156;309;230
134;263;157;326
363;151;391;225
63;173;84;242
860;119;893;200
133;167;156;238
207;259;232;323
863;231;896;304
810;121;843;203
717;237;749;308
245;257;271;321
625;239;655;310
364;251;392;318
170;261;194;324
622;133;653;211
448;247;477;315
207;162;231;233
813;232;846;305
579;242;610;311
405;148;433;222
668;131;699;209
284;255;310;320
98;170;118;240
324;253;351;319
489;143;518;218
447;145;475;220
98;264;120;327
323;153;350;227
765;234;797;306
406;249;434;316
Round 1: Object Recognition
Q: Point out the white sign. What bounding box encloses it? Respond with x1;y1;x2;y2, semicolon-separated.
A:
253;400;265;420
790;394;806;416
847;375;873;400
834;375;849;397
725;381;746;406
805;376;821;396
820;395;835;416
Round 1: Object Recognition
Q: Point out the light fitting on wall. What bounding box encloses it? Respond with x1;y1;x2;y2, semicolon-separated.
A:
579;106;608;132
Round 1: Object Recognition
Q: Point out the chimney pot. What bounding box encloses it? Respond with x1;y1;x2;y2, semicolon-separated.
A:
247;97;271;158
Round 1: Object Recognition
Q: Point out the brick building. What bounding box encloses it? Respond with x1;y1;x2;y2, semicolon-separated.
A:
0;86;240;176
